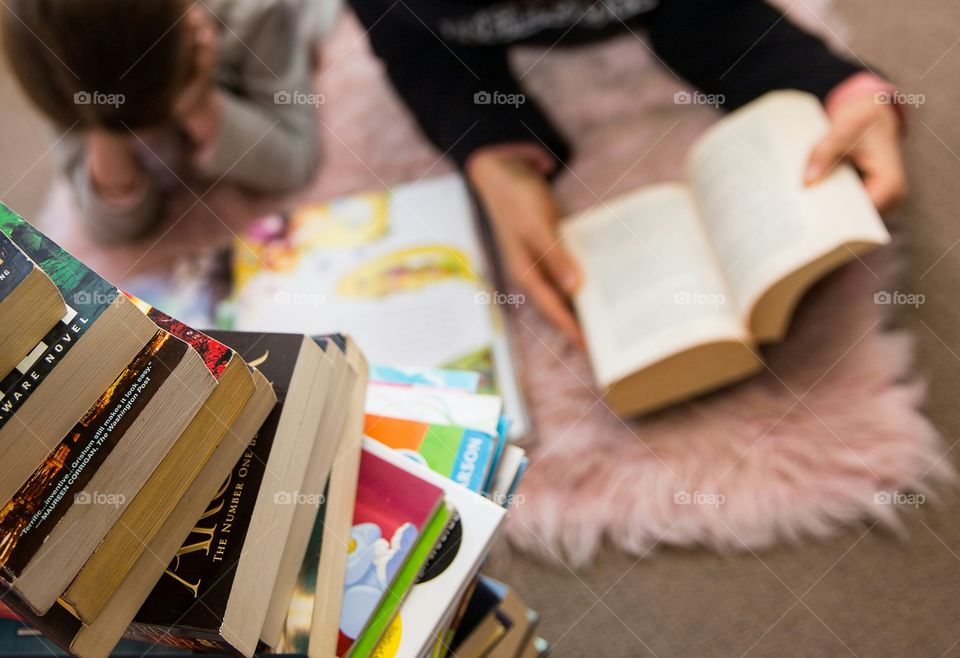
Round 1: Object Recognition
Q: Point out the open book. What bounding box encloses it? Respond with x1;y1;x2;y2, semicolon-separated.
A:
562;91;891;417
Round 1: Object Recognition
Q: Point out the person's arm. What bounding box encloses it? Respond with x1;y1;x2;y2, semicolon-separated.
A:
58;131;163;243
186;4;320;192
649;0;906;212
350;0;569;169
647;0;862;108
350;0;583;343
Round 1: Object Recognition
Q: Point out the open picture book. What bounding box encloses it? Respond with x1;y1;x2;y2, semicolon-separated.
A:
562;91;891;417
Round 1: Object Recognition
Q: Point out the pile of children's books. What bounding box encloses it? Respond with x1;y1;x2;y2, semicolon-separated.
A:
0;194;546;657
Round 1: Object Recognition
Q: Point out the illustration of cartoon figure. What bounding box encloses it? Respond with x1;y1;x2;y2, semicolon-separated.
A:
340;521;418;640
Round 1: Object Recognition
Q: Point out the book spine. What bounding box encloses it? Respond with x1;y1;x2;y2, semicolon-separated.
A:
0;231;33;304
0;307;94;426
124;622;240;656
0;206;120;428
0;331;186;581
451;429;495;493
124;293;234;379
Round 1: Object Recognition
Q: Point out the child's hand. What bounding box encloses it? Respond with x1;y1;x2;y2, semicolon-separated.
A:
87;132;146;201
805;93;906;213
467;150;585;346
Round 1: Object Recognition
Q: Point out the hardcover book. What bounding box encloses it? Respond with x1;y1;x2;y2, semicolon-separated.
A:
363;414;498;493
231;174;529;439
337;449;445;656
364;438;507;658
369;365;480;393
365;383;503;437
349;502;453;658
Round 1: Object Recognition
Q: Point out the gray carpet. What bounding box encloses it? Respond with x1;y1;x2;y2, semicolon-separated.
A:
2;1;960;655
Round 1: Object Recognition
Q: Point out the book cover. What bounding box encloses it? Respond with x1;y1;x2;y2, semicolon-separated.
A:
483;577;539;658
369;365;480;393
125;293;233;379
365;383;503;437
232;175;528;439
364;439;507;658
128;333;307;649
350;503;453;658
448;577;505;655
0;330;185;583
0;230;35;304
0;206;120;427
337;450;445;656
364;415;497;493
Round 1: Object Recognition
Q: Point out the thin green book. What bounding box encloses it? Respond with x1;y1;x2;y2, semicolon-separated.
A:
348;503;455;658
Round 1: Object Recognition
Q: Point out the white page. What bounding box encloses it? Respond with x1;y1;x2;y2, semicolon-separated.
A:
563;183;747;388
688;91;890;318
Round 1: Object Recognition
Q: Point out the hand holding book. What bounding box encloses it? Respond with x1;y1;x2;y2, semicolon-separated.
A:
470;85;904;352
466;149;585;347
562;91;892;416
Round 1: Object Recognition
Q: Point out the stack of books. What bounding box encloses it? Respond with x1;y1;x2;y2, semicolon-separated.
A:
0;200;546;657
317;364;547;658
0;205;362;657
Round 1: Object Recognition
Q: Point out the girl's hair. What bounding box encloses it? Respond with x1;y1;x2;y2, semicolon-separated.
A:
2;0;194;131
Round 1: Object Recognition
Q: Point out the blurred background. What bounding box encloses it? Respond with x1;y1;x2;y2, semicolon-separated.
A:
3;0;960;655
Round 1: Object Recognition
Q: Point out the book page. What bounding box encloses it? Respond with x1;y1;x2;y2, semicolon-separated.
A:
562;183;749;388
687;91;890;325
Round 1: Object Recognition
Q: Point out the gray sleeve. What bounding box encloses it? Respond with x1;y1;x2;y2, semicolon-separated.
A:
193;4;320;192
58;134;163;243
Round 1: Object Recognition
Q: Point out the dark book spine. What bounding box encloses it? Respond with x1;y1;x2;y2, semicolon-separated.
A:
0;331;186;581
0;205;120;428
131;417;280;637
124;622;244;657
129;333;303;649
0;231;33;304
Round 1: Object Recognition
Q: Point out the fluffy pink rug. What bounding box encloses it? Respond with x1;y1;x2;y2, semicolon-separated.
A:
36;3;955;567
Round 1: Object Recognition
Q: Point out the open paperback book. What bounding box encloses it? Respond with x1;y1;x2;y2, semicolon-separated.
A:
562;91;891;417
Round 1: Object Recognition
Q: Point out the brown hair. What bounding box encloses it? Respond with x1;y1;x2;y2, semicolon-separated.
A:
2;0;194;131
